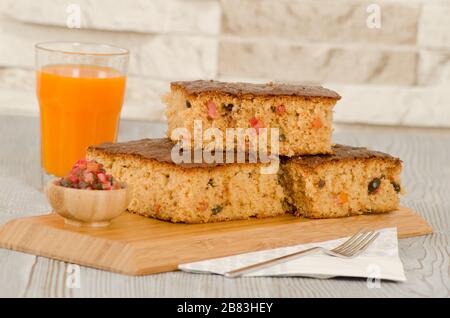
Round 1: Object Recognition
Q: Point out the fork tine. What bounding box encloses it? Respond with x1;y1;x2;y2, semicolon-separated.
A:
334;231;373;255
341;231;377;256
332;231;366;253
332;229;369;253
331;229;368;253
349;232;380;257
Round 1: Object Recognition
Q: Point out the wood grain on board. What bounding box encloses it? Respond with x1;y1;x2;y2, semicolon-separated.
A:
0;207;432;276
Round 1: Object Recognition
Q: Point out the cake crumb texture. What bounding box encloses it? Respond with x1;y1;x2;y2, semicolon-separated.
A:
282;145;403;218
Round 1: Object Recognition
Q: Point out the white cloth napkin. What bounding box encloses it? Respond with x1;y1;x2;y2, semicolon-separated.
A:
179;227;406;281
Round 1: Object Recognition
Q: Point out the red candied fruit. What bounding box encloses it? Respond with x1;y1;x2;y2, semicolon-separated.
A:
58;159;123;190
207;100;218;119
249;117;265;134
275;104;286;115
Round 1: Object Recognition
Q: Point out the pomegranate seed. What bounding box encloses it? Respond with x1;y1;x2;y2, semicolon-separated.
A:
84;172;94;183
69;175;79;184
97;173;107;184
207;101;218;119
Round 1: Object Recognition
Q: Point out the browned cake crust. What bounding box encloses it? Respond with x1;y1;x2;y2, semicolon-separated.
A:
89;138;177;164
288;144;402;168
89;138;207;168
90;141;397;167
171;80;341;99
88;138;259;168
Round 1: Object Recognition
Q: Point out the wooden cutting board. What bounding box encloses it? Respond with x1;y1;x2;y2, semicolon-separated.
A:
0;207;432;276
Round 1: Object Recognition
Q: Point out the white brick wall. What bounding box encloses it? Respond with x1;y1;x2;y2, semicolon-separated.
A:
1;0;221;34
418;3;450;49
0;0;449;126
221;0;420;45
331;85;450;127
219;41;418;85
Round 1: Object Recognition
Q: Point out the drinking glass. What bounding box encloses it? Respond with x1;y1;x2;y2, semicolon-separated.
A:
35;42;129;180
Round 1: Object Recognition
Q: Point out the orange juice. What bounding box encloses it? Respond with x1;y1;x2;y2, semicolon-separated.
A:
37;64;126;177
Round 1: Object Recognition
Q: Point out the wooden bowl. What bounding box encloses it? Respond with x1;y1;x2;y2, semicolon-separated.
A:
45;179;132;228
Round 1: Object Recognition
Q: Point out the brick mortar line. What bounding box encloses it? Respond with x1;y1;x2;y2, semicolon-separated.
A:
219;35;450;53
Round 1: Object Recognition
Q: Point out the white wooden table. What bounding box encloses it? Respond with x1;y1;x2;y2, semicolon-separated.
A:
0;115;448;298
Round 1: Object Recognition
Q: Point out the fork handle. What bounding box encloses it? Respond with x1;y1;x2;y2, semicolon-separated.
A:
224;247;321;278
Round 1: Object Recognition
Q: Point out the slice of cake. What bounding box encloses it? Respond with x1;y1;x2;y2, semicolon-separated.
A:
87;138;286;223
281;145;403;218
88;139;403;223
163;80;341;156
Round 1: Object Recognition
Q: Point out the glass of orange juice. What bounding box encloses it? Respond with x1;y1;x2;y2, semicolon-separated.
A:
35;42;129;180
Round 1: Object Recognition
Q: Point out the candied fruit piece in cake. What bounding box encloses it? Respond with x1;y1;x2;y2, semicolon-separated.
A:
163;80;341;156
281;144;403;218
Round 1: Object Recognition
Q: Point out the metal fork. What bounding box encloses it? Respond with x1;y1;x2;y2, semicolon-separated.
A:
224;229;380;278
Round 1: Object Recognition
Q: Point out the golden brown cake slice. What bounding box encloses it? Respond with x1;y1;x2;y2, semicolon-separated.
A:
87;138;286;223
88;139;403;223
281;145;403;218
163;80;341;156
